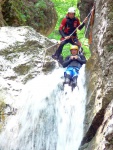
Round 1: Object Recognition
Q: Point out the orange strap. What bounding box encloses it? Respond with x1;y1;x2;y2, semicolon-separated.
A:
88;8;95;44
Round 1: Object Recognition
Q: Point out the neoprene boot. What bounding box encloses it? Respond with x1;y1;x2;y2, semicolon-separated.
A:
63;74;71;86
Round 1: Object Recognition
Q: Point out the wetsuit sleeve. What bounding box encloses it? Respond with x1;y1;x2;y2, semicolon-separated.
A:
62;56;72;68
76;54;87;64
76;18;85;30
78;23;85;30
59;18;67;37
59;30;66;38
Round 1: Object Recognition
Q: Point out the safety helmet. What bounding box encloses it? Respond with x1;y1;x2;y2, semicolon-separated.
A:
70;45;78;51
68;7;76;13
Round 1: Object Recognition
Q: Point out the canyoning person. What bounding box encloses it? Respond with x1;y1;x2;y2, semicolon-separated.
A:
62;45;86;90
52;7;88;61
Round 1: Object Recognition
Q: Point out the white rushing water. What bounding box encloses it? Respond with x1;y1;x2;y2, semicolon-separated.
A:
0;65;86;150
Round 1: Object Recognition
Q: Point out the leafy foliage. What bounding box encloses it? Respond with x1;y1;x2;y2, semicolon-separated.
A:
48;0;91;59
34;0;47;9
2;0;50;32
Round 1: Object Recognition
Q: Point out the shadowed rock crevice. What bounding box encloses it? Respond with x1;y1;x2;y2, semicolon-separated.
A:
81;108;105;145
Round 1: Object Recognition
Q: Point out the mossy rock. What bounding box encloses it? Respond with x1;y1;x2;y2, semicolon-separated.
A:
13;64;31;75
1;0;57;36
0;100;6;111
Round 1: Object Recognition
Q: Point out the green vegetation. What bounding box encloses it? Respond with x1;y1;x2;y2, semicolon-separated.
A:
48;0;91;59
0;99;6;131
107;45;113;52
3;0;47;29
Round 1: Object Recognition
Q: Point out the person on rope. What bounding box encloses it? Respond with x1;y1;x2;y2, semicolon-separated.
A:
52;7;88;61
62;45;86;90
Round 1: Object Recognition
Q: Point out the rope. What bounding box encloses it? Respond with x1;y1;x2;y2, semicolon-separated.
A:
85;10;93;37
79;6;94;53
41;5;95;68
41;41;61;69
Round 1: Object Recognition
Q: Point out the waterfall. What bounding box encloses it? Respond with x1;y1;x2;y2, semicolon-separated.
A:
0;65;86;150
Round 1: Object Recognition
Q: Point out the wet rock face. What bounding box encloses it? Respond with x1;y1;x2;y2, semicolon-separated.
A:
0;26;59;129
0;26;58;98
78;0;94;21
79;0;113;149
0;0;57;36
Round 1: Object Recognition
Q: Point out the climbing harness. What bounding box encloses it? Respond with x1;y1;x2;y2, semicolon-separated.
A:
41;5;95;68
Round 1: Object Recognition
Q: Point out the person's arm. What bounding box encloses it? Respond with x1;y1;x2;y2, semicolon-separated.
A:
76;54;87;64
62;56;72;68
78;23;85;30
59;18;67;37
77;17;88;30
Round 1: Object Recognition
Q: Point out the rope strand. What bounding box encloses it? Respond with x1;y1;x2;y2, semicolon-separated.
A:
78;8;94;54
81;7;94;47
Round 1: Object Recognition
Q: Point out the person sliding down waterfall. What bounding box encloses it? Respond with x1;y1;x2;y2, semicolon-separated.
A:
52;7;88;62
62;45;86;91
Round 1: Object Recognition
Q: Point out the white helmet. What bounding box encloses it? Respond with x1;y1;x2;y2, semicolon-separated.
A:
68;7;76;13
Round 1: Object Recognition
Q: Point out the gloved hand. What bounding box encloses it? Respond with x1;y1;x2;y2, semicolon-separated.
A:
70;55;78;60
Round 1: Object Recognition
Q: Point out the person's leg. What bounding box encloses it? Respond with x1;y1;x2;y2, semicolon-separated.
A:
71;76;78;88
64;74;71;84
71;37;81;47
52;40;69;60
70;67;80;88
58;55;63;65
76;40;81;47
63;67;73;85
